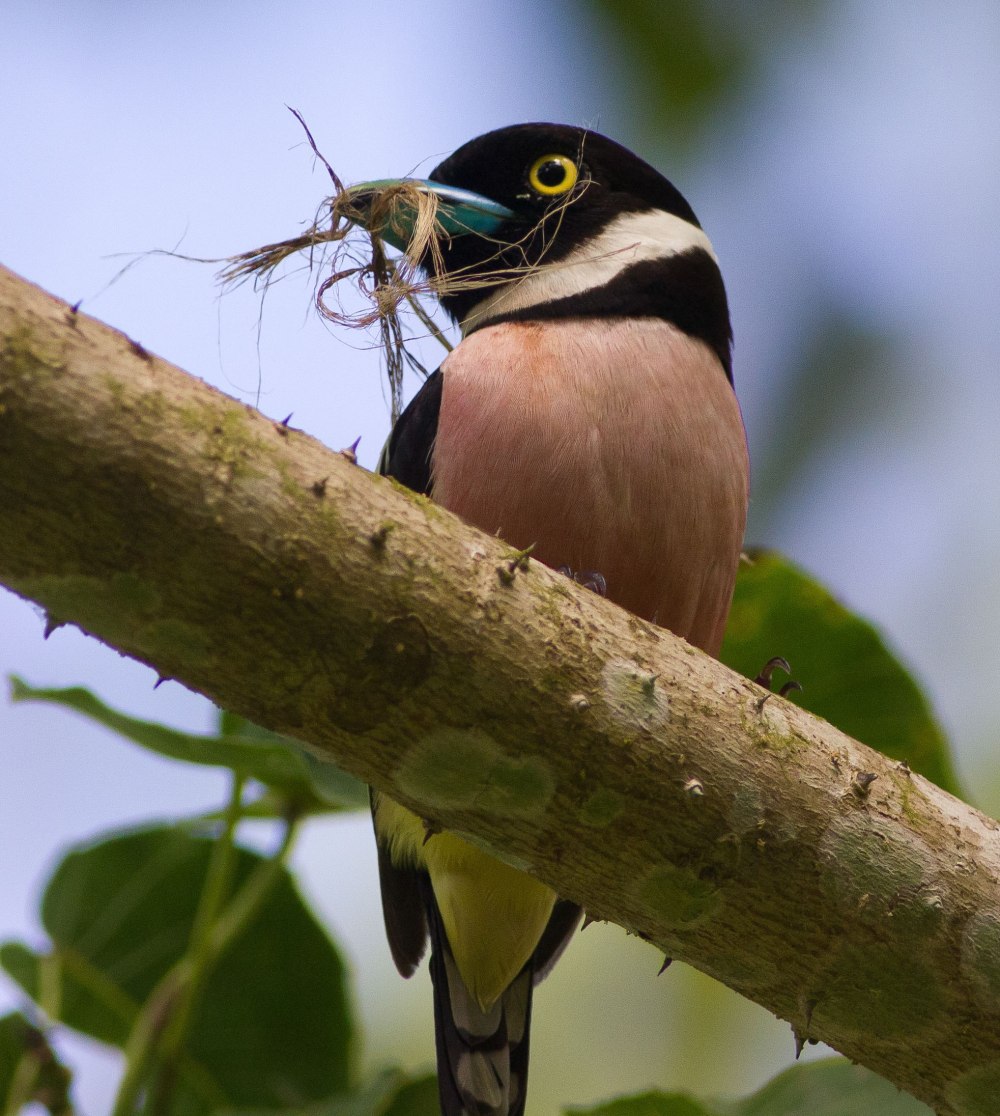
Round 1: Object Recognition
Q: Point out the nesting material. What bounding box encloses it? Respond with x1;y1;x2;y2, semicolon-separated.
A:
219;115;452;420
220;111;582;421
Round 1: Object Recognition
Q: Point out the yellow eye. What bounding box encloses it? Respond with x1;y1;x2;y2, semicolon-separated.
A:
528;153;579;197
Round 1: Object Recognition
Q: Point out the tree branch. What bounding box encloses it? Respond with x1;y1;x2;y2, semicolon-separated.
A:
1;262;997;1115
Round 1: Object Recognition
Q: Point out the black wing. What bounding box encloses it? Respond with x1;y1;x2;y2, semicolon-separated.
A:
371;789;428;978
377;369;443;492
371;370;443;978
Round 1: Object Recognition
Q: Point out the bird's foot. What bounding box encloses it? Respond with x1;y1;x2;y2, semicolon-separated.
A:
754;656;802;702
558;566;608;597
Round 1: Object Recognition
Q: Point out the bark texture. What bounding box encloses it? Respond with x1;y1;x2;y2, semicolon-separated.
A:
2;263;999;1116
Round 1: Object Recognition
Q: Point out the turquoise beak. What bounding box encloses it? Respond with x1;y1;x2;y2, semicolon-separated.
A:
342;178;518;251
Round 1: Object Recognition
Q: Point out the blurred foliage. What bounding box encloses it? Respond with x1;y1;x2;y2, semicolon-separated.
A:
723;551;961;795
746;306;906;538
587;0;820;152
566;1056;931;1114
9;681;368;816
0;1011;73;1115
2;826;353;1113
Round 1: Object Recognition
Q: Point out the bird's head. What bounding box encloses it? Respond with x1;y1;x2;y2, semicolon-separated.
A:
345;123;724;347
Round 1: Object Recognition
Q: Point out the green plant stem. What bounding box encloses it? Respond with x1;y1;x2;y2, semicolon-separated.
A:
149;774;248;1114
109;977;177;1116
4;1049;39;1116
204;813;298;961
110;774;246;1116
112;805;301;1116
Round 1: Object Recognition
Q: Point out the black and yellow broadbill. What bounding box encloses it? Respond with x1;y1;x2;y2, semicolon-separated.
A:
348;123;748;1116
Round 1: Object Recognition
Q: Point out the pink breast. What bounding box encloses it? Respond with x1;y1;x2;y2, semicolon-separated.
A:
432;319;749;656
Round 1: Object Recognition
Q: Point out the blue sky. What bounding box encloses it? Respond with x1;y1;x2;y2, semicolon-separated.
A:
2;1;998;1111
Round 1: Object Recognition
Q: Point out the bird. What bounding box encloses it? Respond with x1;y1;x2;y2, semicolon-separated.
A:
348;123;749;1116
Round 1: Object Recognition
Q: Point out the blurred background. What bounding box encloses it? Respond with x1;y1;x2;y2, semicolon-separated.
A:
1;0;998;1111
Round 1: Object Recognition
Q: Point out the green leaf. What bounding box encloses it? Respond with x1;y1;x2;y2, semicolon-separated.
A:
720;551;961;796
216;1067;439;1115
215;709;370;811
380;1072;440;1116
0;826;354;1112
723;1058;932;1115
0;1011;73;1115
8;678;367;812
566;1092;707;1116
565;1057;931;1115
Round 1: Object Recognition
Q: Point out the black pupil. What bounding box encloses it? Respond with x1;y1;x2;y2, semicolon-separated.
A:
536;159;568;188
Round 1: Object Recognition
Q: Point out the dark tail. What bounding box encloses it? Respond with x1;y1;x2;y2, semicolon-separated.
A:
423;881;533;1116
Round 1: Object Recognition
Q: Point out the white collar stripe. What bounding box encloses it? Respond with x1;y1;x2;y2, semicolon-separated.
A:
461;209;716;334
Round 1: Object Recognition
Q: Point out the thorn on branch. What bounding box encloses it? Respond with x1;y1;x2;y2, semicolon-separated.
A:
128;336;152;362
422;819;441;845
497;543;535;586
369;521;395;550
791;1000;816;1061
154;675;172;689
853;771;878;798
43;615;65;639
275;414;294;436
339;437;362;465
580;913;597;931
657;956;673;975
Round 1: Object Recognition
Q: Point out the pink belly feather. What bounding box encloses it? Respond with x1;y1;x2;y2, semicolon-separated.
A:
432;318;749;656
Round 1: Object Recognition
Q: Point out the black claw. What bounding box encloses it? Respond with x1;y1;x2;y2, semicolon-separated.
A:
579;570;607;596
558;566;608;597
779;679;803;698
755;656;791;689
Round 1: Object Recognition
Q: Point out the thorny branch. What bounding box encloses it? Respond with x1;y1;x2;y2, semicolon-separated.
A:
3;264;1000;1115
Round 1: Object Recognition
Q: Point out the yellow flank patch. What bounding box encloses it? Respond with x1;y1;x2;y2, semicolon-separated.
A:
373;794;432;866
373;794;557;1010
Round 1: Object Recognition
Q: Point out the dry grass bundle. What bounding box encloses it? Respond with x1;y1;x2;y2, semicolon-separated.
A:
219;111;588;422
219;113;452;421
